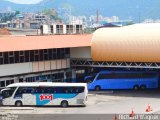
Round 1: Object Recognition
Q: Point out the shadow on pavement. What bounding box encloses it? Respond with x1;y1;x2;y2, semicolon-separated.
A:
89;89;160;98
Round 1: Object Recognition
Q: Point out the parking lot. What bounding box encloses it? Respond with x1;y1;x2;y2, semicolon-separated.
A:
1;90;160;115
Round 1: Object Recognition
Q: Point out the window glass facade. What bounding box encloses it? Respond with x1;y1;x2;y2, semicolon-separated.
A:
66;25;74;34
0;48;70;65
0;79;14;87
76;25;83;34
0;72;67;89
25;72;64;83
56;25;63;34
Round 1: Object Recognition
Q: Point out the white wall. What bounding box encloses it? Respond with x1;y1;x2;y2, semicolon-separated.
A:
70;47;91;59
0;59;70;77
0;62;32;77
42;25;49;34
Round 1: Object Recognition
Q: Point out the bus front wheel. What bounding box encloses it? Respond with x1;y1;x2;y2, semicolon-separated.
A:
61;100;68;108
15;101;23;107
95;86;101;91
133;85;139;90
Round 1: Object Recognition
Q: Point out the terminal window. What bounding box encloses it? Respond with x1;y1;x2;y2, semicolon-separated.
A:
0;48;70;65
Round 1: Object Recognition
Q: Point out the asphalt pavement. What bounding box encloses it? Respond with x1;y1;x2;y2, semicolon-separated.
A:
1;90;160;120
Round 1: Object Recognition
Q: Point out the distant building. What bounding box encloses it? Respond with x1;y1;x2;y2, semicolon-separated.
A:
40;23;84;35
0;23;8;28
68;15;86;24
33;13;50;22
88;15;121;28
5;12;53;29
0;9;15;18
143;19;160;23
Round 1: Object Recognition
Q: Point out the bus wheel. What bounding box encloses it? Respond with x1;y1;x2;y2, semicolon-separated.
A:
15;101;23;107
140;85;146;90
61;100;68;108
133;85;139;90
95;86;101;91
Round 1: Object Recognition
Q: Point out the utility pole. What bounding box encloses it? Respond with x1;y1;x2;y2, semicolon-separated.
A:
96;9;99;24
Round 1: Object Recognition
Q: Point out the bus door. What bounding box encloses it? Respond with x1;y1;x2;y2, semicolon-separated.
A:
2;87;17;104
14;87;36;105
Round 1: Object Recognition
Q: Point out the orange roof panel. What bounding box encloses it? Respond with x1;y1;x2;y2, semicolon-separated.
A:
0;34;92;52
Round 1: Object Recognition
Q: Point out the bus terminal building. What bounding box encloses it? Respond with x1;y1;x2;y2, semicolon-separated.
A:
0;34;92;89
1;23;160;89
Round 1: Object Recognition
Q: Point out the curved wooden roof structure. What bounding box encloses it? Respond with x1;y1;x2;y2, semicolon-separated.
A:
91;23;160;62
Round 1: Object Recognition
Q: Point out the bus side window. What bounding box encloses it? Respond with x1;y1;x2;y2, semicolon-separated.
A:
41;87;51;94
26;87;33;93
51;87;59;93
96;74;109;80
14;87;23;98
24;87;35;94
53;88;57;93
15;88;23;95
31;88;35;93
46;87;51;93
41;89;45;93
75;87;84;93
34;87;42;94
69;88;74;93
57;87;63;93
75;88;79;93
68;87;79;93
22;88;28;94
78;87;84;93
47;87;57;94
64;87;69;93
96;73;116;80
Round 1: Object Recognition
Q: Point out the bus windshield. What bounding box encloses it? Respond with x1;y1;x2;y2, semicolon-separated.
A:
85;74;97;83
1;87;17;99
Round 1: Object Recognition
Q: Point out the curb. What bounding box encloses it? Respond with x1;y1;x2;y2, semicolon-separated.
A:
0;107;34;110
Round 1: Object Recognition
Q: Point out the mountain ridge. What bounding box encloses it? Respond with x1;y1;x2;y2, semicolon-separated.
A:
1;0;160;22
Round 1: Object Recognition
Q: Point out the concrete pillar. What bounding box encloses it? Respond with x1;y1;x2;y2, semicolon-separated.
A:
63;24;66;34
73;24;76;34
14;77;19;83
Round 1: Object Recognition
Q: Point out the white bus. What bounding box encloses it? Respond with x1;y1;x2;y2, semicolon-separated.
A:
0;82;88;107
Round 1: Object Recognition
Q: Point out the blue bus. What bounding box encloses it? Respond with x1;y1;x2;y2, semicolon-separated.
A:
87;71;159;91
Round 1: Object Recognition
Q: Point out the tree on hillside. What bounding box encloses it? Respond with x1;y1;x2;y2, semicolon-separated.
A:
1;14;14;22
42;8;61;20
15;11;20;15
1;10;21;22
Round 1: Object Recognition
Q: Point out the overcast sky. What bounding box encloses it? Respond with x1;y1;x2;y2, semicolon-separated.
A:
6;0;43;4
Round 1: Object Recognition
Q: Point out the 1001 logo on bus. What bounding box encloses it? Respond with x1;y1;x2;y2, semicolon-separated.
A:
39;94;53;101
